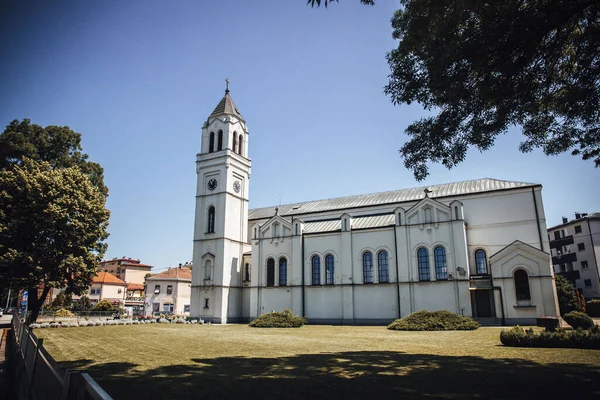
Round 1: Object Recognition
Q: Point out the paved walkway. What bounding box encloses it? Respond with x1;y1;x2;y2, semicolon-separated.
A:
0;315;15;399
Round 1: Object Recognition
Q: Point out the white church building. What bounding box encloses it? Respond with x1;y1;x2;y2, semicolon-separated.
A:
190;87;560;325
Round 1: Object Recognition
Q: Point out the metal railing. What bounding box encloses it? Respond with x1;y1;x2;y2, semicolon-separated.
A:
7;315;113;400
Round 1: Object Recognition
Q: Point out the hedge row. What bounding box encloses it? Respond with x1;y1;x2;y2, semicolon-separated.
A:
500;325;600;349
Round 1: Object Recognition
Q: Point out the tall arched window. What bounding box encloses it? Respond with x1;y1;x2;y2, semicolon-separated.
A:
207;206;215;233
244;263;250;282
266;258;275;287
363;252;374;283
217;130;223;151
325;254;334;285
279;257;287;286
378;251;389;283
232;133;238;153
204;260;212;280
475;249;488;275
514;269;531;301
209;132;215;153
311;255;320;285
434;246;448;280
238;134;243;155
417;248;430;281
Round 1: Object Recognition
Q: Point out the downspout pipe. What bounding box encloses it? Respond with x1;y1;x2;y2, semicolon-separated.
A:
393;226;401;318
531;187;544;251
301;233;306;318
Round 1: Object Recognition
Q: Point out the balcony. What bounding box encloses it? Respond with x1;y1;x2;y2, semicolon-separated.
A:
549;235;574;249
469;275;492;289
556;270;580;283
551;252;577;265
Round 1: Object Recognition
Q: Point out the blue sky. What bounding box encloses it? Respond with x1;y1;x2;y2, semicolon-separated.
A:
1;1;598;272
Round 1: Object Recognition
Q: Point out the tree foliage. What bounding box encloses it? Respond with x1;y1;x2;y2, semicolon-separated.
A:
51;291;73;309
386;0;600;180
93;299;119;312
72;295;93;312
308;0;374;8
0;119;110;322
555;274;581;316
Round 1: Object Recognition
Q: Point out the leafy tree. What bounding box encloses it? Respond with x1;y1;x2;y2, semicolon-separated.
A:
310;1;600;180
93;299;118;312
0;119;107;195
555;274;581;316
308;0;374;8
72;295;92;312
0;159;110;322
51;291;73;310
385;0;600;180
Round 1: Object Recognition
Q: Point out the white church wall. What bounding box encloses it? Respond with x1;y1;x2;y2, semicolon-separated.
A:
305;287;343;321
353;285;397;323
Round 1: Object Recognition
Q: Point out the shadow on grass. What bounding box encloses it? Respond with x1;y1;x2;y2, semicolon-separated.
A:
58;351;600;400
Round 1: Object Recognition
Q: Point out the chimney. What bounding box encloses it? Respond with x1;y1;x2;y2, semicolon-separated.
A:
575;213;581;219
582;213;588;217
562;216;568;224
178;263;182;269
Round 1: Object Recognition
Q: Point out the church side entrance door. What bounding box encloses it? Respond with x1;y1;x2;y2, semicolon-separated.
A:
472;290;494;318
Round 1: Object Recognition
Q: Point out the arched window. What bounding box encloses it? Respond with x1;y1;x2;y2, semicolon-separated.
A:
325;254;334;285
266;258;275;287
454;206;459;220
434;246;448;280
207;206;215;233
363;252;374;283
417;248;430;281
279;257;287;286
475;249;488;275
217;130;223;151
232;133;238;153
514;269;531;301
209;132;215;153
238;134;243;155
378;251;389;283
204;260;212;280
244;263;250;282
311;255;320;285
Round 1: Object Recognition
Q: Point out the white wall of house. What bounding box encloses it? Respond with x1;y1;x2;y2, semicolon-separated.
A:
145;278;191;316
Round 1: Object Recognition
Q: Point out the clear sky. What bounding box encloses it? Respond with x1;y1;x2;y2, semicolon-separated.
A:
1;1;598;273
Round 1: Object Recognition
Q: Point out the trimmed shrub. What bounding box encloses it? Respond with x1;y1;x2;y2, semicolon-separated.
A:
249;309;306;328
29;323;41;329
388;310;480;331
55;308;75;318
563;311;595;330
40;323;50;329
500;325;600;349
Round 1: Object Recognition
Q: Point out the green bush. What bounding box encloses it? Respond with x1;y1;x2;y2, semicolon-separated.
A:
586;300;600;317
93;299;119;312
555;275;581;315
55;308;74;317
387;310;480;331
563;311;595;330
249;309;306;328
500;325;600;349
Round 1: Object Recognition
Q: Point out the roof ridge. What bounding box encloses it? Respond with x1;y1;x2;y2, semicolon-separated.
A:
249;178;538;214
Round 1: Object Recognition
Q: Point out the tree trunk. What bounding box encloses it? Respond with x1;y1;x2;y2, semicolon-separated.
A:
27;286;50;323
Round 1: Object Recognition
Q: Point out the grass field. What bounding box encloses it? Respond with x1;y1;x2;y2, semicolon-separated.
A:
36;324;600;400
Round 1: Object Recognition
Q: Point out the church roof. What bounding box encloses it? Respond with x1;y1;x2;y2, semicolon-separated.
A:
209;92;245;121
248;178;538;221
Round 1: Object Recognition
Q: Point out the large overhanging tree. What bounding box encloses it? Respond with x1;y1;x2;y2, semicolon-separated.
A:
0;120;110;322
310;0;600;180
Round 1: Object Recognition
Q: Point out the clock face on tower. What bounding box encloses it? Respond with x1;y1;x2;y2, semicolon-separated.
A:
207;178;217;191
233;180;241;193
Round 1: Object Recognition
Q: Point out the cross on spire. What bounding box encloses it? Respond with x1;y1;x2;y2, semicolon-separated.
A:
225;77;230;93
424;188;432;198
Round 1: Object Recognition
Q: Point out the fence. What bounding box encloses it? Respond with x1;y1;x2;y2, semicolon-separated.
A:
7;315;113;400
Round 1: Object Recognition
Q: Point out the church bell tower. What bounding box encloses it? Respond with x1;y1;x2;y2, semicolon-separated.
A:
190;80;251;323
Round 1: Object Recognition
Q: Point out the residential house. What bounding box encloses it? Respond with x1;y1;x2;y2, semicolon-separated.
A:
145;267;192;316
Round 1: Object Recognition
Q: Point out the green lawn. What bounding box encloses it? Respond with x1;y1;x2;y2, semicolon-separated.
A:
36;324;600;400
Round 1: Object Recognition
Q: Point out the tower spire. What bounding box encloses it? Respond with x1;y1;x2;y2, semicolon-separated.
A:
225;77;230;94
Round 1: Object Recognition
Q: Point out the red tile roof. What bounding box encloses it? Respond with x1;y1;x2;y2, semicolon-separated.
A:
93;272;128;286
127;283;144;291
149;267;192;281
